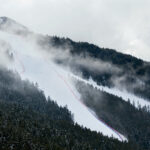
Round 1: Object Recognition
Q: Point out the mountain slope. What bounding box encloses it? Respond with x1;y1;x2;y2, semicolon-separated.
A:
1;16;150;102
39;36;150;101
0;67;137;150
0;16;150;149
75;80;150;150
0;27;126;140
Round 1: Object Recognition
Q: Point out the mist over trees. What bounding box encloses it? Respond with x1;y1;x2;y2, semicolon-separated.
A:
0;67;138;150
39;36;150;101
76;81;150;150
0;17;149;149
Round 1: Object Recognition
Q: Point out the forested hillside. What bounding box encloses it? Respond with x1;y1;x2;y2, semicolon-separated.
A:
0;67;137;150
76;81;150;150
0;16;149;149
39;36;150;101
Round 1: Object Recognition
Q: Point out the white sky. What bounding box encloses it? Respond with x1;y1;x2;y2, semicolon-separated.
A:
0;0;150;61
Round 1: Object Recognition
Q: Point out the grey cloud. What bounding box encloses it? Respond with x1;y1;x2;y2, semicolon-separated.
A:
0;39;13;67
0;0;150;61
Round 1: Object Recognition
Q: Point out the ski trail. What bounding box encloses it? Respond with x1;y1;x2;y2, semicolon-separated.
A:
87;107;125;141
42;59;126;141
14;53;126;141
70;73;150;109
1;31;127;141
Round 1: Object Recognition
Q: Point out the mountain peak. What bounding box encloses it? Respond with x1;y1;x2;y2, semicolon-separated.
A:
0;16;29;36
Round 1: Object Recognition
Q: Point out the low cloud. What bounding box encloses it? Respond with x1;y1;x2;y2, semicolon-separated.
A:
0;39;13;67
0;0;150;61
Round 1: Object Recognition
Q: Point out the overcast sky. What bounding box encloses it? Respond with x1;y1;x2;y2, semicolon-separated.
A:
0;0;150;61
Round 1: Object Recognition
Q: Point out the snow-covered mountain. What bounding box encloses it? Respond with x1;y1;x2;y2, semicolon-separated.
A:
1;17;150;149
0;17;31;36
0;17;126;141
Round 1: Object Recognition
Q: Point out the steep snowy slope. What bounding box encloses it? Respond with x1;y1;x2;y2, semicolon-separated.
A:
2;17;150;142
1;17;150;141
0;31;127;141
